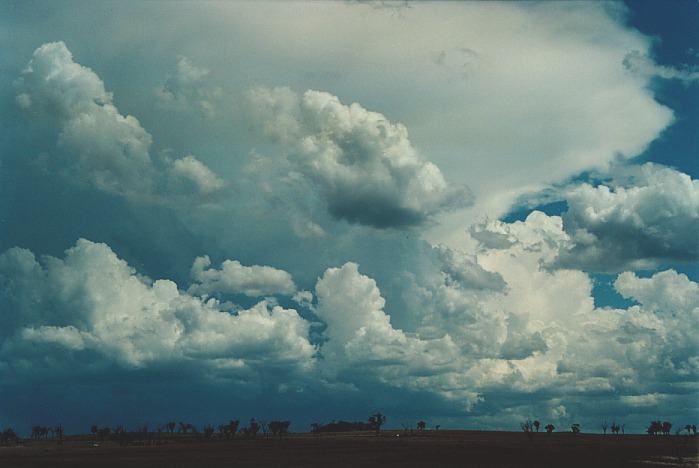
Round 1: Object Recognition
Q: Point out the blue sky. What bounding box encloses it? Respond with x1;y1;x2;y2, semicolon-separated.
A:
0;1;697;435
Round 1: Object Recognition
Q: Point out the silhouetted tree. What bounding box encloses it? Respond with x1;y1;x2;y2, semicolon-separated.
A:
166;421;176;434
571;423;581;434
417;421;426;432
601;420;608;435
545;424;555;433
647;421;662;435
203;425;215;439
662;421;672;436
1;428;18;445
310;423;321;434
269;421;290;439
241;418;260;438
368;413;386;435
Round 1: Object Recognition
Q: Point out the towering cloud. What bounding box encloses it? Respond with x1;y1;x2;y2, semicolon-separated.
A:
246;87;470;228
16;42;223;200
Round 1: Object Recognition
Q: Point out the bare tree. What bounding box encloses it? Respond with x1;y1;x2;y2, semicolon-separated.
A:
533;420;540;432
545;424;555;433
601;420;608;435
368;413;386;435
417;421;426;432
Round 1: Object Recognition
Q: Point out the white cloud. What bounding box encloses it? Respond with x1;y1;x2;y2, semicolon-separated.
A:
169;155;225;195
189;255;296;298
246;87;470;228
16;42;223;200
557;164;699;271
620;393;665;408
155;55;221;116
615;269;699;315
0;240;314;372
623;50;699;84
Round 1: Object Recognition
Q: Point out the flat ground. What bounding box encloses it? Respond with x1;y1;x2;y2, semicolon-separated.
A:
1;430;697;467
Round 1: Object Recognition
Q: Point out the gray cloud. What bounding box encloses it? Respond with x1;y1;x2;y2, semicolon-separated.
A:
246;87;471;228
557;164;699;271
188;255;297;298
16;42;224;201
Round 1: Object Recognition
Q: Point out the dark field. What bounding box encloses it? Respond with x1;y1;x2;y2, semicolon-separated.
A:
1;431;697;467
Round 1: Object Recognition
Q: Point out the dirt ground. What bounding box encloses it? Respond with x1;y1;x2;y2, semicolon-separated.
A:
1;430;697;467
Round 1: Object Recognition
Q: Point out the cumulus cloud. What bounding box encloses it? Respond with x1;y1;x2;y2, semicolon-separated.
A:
16;42;223;200
557;164;699;271
246;87;470;228
472;165;699;273
314;262;480;406
433;245;506;291
623;50;699;84
188;255;297;298
155;55;222;116
168;155;225;195
1;232;697;428
0;240;314;373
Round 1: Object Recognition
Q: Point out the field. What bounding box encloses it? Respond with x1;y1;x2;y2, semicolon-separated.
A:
1;430;697;467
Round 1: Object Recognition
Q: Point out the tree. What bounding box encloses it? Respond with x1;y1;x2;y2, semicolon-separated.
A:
269;421;290;439
571;423;581;434
601;421;608;435
1;428;18;445
167;422;176;434
661;421;672;436
368;413;386;435
246;418;260;438
533;420;540;432
520;420;534;433
647;421;662;435
417;421;426;432
545;424;555;434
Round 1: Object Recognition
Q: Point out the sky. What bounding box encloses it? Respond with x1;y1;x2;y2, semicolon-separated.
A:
0;1;697;435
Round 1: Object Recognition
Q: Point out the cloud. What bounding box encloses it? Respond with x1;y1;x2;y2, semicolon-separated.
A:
155;55;221;116
433;245;506;291
246;87;470;228
168;155;225;195
557;164;699;271
615;269;699;316
620;393;664;408
15;42;223;200
623;50;699;84
0;239;314;372
472;165;699;273
1;233;697;429
188;255;297;298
